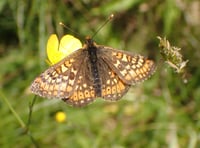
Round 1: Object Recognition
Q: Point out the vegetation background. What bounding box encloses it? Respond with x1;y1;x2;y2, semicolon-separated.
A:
0;0;200;147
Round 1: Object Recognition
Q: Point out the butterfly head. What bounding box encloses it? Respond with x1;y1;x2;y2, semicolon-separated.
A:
84;36;97;48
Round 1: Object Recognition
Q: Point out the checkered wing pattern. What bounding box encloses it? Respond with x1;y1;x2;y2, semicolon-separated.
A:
30;49;87;99
97;58;131;101
62;57;97;107
98;46;155;85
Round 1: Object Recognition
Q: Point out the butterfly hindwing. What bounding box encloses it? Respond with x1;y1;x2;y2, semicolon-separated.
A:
62;57;97;107
63;57;132;106
97;58;131;101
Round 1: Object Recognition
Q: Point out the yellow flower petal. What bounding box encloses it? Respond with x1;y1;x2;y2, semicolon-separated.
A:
46;34;82;65
55;111;67;123
103;104;119;114
46;34;60;65
59;35;82;57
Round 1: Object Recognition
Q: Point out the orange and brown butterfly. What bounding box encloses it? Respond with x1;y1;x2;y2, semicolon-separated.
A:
30;34;156;107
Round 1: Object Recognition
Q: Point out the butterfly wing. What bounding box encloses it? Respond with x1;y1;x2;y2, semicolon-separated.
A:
30;49;87;99
97;58;131;101
62;57;97;107
98;45;156;85
62;50;131;105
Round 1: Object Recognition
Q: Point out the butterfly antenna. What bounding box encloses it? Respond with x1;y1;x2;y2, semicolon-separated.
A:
91;14;114;39
59;22;82;38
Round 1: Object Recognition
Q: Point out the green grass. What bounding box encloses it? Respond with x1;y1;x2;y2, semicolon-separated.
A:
0;0;200;147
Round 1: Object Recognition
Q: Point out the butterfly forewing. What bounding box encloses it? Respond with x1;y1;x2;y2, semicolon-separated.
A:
98;46;155;85
31;49;87;99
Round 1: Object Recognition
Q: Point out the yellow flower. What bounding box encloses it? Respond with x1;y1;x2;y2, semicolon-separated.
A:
123;104;135;116
46;34;82;65
103;104;119;114
55;111;67;123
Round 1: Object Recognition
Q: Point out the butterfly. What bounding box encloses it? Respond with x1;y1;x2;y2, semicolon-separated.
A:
30;36;156;107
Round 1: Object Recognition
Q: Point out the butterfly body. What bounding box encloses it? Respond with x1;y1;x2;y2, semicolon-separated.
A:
31;37;155;107
86;38;102;97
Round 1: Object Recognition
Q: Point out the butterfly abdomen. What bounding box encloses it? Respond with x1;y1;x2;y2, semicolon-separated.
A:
87;41;102;97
